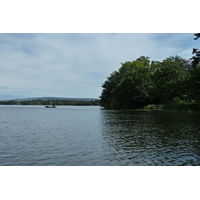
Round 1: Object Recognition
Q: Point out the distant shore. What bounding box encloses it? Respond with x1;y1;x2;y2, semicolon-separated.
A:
0;99;100;106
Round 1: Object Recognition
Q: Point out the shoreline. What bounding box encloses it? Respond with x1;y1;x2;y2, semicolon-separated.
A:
121;109;162;112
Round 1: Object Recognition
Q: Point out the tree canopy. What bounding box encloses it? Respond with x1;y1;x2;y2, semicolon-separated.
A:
191;33;200;68
100;55;197;109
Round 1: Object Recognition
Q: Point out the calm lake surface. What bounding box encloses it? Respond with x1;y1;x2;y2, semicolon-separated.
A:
0;105;200;166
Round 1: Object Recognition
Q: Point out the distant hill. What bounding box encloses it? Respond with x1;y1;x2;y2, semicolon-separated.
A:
3;97;99;102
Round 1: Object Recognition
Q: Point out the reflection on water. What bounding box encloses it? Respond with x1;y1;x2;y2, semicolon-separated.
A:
100;110;200;165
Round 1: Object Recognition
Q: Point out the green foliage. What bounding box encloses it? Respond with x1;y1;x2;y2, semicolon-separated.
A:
100;56;154;109
99;71;120;109
191;33;200;68
188;33;200;102
111;60;153;109
100;55;200;110
173;97;183;104
152;56;190;103
189;63;200;102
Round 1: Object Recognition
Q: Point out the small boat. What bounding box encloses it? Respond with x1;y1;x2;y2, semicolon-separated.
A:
45;104;56;108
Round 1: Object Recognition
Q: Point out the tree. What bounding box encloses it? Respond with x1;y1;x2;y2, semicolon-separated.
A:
99;70;120;109
191;33;200;68
100;55;195;109
112;60;153;109
152;56;191;103
100;57;153;109
189;63;200;102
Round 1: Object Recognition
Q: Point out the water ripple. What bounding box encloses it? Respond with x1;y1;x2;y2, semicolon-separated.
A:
1;106;200;165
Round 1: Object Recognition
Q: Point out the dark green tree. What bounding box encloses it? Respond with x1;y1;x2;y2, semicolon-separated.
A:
111;60;153;109
100;55;194;110
100;56;153;109
189;63;200;102
99;70;120;109
152;56;191;103
191;33;200;68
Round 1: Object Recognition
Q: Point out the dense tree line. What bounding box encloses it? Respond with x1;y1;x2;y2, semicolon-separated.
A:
0;99;100;106
100;34;200;110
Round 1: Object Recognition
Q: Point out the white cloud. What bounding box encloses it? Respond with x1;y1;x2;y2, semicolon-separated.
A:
0;33;196;99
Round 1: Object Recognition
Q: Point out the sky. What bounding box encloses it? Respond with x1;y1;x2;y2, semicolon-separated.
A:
0;33;198;100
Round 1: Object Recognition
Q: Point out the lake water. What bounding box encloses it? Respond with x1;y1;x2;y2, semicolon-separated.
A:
0;105;200;166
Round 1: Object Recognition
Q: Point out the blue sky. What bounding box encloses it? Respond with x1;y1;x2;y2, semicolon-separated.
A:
0;33;198;100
